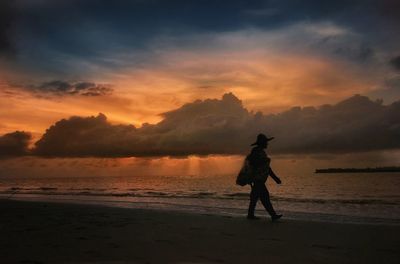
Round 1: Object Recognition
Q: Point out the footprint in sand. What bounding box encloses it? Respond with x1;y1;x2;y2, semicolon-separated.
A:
311;244;338;250
154;239;174;244
108;242;120;248
220;232;235;237
194;255;225;263
258;237;281;242
19;260;44;264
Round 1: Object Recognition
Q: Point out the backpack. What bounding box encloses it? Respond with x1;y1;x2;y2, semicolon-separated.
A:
235;155;254;186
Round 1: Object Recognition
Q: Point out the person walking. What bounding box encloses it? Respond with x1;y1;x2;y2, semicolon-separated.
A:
247;133;282;221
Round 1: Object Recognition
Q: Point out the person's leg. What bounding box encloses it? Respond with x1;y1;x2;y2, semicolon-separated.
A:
247;183;260;218
259;184;277;217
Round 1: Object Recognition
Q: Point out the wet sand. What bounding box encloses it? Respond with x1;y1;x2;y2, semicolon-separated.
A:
1;199;399;264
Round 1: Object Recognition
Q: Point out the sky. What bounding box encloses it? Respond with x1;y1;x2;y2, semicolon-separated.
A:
0;0;399;158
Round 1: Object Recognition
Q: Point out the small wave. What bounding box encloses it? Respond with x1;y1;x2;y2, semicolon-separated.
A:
39;187;58;191
195;192;216;196
146;191;168;196
223;192;248;198
67;188;107;191
7;187;58;191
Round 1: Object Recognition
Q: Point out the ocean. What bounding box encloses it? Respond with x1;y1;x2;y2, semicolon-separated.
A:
1;153;399;224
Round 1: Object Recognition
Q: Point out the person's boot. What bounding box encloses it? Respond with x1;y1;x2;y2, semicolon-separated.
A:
271;214;283;222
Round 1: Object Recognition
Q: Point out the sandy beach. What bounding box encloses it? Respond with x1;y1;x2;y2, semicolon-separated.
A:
0;199;399;264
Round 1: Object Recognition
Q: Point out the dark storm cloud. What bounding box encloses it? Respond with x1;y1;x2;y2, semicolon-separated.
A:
333;44;375;63
0;131;31;157
26;80;113;97
33;94;250;157
32;93;400;157
389;56;400;71
367;77;400;104
0;0;16;57
2;0;398;79
266;95;400;154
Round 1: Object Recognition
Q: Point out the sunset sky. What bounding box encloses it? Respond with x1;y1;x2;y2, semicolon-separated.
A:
0;0;399;158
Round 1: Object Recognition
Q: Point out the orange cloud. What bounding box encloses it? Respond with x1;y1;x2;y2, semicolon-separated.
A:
0;25;387;139
110;26;382;115
0;85;161;137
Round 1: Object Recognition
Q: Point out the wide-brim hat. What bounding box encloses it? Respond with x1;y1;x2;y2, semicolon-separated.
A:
250;133;274;146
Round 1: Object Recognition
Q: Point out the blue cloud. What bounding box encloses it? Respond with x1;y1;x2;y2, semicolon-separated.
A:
1;0;399;81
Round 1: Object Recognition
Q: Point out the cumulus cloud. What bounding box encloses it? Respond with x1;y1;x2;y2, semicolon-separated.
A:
32;93;400;157
33;93;251;157
34;114;137;157
265;95;400;153
0;131;31;157
25;80;113;97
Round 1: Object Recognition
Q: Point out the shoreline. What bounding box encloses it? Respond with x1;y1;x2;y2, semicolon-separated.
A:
1;199;399;263
2;193;400;226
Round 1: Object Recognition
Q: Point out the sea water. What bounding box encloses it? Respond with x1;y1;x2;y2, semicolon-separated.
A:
0;153;399;224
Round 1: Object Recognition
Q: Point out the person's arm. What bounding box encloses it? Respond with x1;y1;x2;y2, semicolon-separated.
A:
269;168;281;184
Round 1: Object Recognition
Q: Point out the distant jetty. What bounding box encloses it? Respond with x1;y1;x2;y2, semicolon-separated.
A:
315;167;400;173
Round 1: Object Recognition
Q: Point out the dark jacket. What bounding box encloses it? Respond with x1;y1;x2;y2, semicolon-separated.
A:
247;146;270;183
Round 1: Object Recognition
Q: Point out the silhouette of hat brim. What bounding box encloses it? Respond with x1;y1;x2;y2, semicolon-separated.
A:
250;137;274;146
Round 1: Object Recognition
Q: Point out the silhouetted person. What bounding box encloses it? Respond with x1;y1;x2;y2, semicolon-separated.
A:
247;133;282;221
